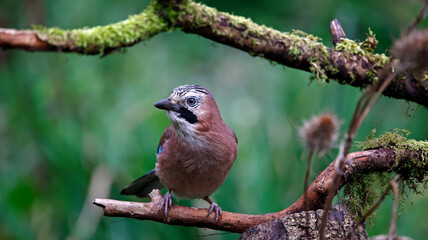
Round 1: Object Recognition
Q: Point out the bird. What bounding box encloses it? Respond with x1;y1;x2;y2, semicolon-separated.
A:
121;84;238;221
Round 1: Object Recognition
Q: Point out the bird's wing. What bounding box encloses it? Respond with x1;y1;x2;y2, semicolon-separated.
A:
121;126;174;198
120;169;164;198
156;125;174;155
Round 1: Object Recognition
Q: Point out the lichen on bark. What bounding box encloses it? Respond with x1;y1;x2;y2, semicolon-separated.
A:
241;204;368;240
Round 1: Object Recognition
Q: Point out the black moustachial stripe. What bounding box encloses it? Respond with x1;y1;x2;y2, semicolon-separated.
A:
178;107;198;124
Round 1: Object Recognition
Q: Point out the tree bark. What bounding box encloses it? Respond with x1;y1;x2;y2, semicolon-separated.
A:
240;204;368;240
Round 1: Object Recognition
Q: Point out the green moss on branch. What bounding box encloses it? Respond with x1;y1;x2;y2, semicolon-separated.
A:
31;0;390;82
343;129;428;221
174;1;390;86
34;1;169;53
359;129;428;161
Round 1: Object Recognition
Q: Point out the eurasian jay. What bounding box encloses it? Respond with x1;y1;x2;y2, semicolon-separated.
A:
121;84;238;221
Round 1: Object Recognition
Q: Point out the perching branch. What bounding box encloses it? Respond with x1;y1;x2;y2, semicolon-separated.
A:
94;190;278;233
1;0;427;106
93;146;427;233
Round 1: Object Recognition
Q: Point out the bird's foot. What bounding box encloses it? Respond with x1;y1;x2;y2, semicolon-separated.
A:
207;202;222;222
159;191;172;219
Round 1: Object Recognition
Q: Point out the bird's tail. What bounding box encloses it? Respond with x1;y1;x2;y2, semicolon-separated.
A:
120;169;165;198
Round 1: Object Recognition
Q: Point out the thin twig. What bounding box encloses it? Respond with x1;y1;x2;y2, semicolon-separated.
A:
388;176;400;240
319;141;346;240
355;175;400;229
304;149;315;208
404;1;428;35
345;175;400;240
304;149;315;237
319;62;396;239
68;165;113;240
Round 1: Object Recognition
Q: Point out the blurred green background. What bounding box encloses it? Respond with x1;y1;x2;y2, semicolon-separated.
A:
1;0;427;239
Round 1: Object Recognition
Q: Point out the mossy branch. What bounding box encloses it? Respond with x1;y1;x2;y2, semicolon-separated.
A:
0;1;169;54
93;133;427;233
1;0;427;106
343;129;428;220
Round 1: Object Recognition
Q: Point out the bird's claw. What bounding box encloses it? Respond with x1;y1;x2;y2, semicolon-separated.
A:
159;191;172;218
207;202;222;222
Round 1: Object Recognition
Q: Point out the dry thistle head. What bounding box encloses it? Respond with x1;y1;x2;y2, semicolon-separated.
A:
392;29;428;73
299;113;340;156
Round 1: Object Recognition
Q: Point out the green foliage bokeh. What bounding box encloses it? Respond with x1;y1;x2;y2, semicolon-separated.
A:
1;0;427;239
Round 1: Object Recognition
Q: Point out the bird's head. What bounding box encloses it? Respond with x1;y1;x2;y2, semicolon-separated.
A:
154;85;222;142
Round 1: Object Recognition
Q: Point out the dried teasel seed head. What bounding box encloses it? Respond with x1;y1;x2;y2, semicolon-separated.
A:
392;29;428;73
299;113;340;156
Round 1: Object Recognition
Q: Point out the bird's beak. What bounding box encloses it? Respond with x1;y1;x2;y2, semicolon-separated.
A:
154;98;180;111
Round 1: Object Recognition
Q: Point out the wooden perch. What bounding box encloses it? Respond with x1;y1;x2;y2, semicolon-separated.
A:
93;146;427;233
93;191;278;233
1;0;427;106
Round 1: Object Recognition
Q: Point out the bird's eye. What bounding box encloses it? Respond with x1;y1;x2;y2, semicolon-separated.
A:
186;97;197;106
